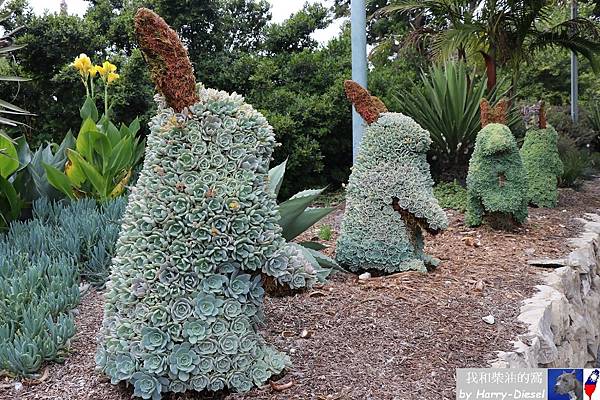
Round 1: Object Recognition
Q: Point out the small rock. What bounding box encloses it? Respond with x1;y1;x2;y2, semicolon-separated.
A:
300;328;312;339
474;280;485;292
524;247;536;256
14;382;22;392
79;283;90;295
482;315;495;325
289;348;297;354
462;236;480;247
358;272;371;280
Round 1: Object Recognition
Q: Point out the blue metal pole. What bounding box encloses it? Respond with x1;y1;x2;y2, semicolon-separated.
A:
351;0;367;163
571;0;579;123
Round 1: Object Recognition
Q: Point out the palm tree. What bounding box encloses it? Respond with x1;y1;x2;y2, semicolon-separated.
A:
374;0;600;92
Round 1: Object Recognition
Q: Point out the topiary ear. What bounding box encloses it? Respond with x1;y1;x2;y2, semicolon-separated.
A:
538;101;547;129
480;98;508;127
344;80;386;124
134;8;199;112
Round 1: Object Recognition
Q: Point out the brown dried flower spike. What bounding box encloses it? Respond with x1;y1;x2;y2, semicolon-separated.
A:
480;98;509;128
344;80;388;124
134;8;199;112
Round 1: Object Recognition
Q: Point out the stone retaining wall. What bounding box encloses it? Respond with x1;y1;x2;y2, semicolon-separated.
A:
491;213;600;368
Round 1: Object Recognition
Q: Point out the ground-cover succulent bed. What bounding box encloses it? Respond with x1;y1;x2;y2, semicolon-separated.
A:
3;180;599;400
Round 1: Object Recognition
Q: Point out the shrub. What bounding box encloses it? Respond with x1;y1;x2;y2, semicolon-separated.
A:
547;105;598;148
433;180;468;212
0;197;124;377
589;152;600;171
336;81;448;274
520;124;563;208
97;9;318;397
557;134;591;189
466;122;528;229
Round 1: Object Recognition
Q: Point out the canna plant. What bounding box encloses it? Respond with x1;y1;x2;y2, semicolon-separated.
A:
44;54;144;201
0;133;28;227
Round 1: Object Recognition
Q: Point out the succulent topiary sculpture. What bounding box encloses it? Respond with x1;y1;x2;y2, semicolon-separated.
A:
465;99;528;229
96;8;317;398
520;101;563;208
335;81;448;274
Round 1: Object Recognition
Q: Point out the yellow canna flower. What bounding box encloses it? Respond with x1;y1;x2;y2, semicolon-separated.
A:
107;72;120;84
89;65;100;78
72;53;92;76
97;60;117;77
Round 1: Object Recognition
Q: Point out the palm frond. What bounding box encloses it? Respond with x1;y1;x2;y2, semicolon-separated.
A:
430;23;486;60
527;17;600;72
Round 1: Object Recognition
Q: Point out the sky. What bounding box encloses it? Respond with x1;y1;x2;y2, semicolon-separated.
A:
28;0;345;44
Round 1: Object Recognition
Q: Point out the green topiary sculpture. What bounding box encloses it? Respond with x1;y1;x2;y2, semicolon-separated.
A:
465;99;528;229
335;81;448;274
96;8;317;399
520;102;563;208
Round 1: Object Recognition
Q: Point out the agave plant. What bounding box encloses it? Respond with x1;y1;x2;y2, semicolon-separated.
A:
268;159;339;272
396;61;511;172
13;133;74;203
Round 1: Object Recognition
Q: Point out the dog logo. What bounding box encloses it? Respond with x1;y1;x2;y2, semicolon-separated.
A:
549;369;584;400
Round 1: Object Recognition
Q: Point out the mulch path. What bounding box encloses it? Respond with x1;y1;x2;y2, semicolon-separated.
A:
3;181;600;400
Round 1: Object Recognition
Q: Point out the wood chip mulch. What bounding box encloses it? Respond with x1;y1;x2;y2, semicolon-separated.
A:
4;180;600;400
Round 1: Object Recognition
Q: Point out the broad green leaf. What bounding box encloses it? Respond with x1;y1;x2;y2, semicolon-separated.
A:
14;136;31;172
282;207;334;241
268;159;287;196
0;133;18;178
55;131;75;163
69;152;108;198
42;163;76;200
133;139;146;164
298;241;328;250
88;130;112;173
65;149;86;186
76;118;100;161
289;188;324;200
303;247;341;270
104;120;121;148
0;176;23;220
277;187;325;240
128;118;140;136
108;137;134;175
79;96;98;122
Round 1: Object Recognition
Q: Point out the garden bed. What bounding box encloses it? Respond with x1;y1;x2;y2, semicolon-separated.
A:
3;180;600;400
